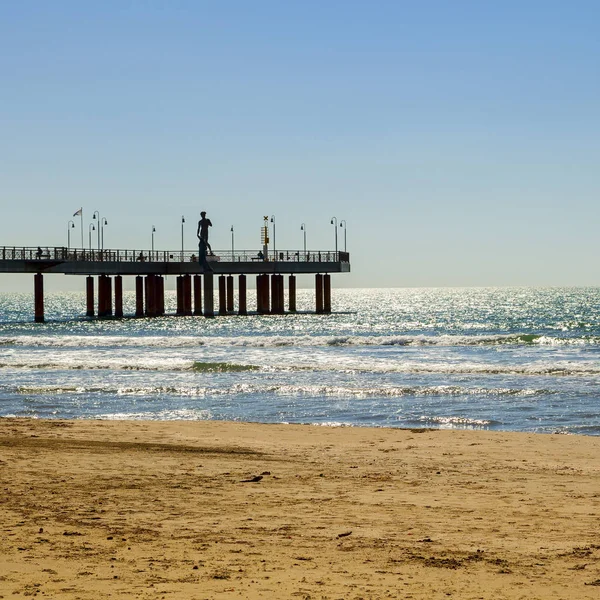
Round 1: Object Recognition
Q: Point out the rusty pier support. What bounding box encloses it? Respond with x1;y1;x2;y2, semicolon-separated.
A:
270;275;279;314
135;275;144;317
323;274;331;314
86;276;94;317
315;274;324;314
176;276;184;316
218;275;227;315
145;275;157;317
34;273;44;323
238;274;247;315
288;275;296;312
193;275;202;315
256;275;263;313
114;275;123;318
98;275;112;317
271;274;284;314
257;274;270;314
226;275;234;313
203;272;214;317
182;274;192;316
157;275;165;316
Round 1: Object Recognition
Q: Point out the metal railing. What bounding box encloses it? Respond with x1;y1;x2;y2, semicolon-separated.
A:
0;246;350;264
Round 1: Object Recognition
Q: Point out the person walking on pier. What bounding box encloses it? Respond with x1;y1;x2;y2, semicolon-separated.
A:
197;211;213;256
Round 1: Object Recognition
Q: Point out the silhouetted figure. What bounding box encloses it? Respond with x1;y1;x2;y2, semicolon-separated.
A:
197;211;213;255
36;247;43;259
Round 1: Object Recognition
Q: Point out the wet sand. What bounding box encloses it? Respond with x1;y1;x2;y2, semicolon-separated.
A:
1;418;600;599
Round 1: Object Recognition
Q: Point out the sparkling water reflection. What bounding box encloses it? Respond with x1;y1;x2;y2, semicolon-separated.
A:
1;288;600;434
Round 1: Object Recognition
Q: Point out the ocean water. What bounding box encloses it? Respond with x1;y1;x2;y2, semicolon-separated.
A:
1;287;600;435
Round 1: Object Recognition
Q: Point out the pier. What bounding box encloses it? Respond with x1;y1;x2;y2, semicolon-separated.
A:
0;246;350;322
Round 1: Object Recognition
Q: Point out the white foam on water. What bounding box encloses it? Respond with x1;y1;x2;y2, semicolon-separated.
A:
10;382;557;399
2;332;600;350
418;415;494;428
96;408;213;420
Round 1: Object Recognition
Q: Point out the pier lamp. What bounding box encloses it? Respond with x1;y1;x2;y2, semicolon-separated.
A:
330;217;338;253
92;211;101;250
152;226;156;253
300;223;306;257
101;218;108;250
181;216;185;261
88;223;95;251
270;215;276;261
67;220;75;249
231;225;235;259
339;219;347;252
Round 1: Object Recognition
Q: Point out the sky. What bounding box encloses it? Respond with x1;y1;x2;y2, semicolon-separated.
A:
1;0;599;291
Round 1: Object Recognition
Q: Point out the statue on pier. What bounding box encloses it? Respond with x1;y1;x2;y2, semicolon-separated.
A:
197;211;213;256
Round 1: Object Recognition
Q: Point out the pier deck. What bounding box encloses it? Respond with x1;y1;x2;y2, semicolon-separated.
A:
0;247;350;275
0;246;350;321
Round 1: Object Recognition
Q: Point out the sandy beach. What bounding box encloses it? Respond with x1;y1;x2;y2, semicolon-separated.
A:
1;418;600;599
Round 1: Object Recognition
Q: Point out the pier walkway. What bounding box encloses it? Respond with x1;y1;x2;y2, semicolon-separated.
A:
0;246;350;322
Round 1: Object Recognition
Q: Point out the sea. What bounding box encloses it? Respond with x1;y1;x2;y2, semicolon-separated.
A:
1;287;600;435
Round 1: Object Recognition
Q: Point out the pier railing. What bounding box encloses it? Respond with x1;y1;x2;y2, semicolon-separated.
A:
0;246;350;264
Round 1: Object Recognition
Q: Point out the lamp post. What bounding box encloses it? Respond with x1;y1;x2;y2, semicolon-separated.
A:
181;215;185;261
300;223;306;257
339;219;347;252
151;226;156;253
88;223;95;251
67;220;75;249
101;217;108;250
270;215;276;261
92;211;100;250
231;225;234;259
330;216;338;253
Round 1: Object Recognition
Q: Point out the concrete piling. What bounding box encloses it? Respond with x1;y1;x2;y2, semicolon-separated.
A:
271;274;284;314
157;275;165;316
193;275;202;315
114;275;123;318
135;276;144;317
86;276;94;317
323;274;331;314
315;274;324;314
238;274;247;315
145;275;156;317
258;274;270;314
226;275;234;313
98;275;112;317
34;273;44;323
288;275;296;312
218;275;227;315
176;276;184;315
183;274;192;316
203;272;214;317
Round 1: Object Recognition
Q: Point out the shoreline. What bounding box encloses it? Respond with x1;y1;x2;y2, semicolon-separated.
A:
2;418;600;598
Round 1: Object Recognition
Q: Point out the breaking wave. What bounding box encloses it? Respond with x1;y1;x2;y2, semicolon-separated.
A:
12;383;556;398
1;358;599;377
417;415;495;428
2;333;600;349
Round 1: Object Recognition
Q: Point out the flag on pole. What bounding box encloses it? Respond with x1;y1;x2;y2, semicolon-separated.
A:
73;208;82;217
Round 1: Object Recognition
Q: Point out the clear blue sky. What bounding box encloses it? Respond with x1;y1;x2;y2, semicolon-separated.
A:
1;0;599;290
